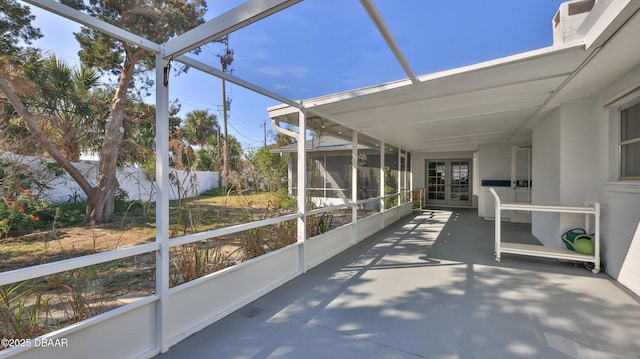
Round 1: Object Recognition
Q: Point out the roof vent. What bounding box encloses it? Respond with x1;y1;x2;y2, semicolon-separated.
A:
553;0;596;45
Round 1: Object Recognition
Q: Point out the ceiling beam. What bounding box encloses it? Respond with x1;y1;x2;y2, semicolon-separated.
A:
163;0;302;59
23;0;161;53
512;47;601;140
174;55;303;110
359;0;418;83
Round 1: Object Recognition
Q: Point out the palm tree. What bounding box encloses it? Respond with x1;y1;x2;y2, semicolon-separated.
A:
182;109;218;148
23;55;105;162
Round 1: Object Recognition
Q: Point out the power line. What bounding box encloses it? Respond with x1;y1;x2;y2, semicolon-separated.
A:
227;121;262;143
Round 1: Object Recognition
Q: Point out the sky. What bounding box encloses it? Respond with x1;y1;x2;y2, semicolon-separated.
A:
22;0;567;151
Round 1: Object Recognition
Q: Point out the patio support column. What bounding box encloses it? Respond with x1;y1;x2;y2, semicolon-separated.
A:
287;160;293;196
297;108;307;273
398;148;402;206
351;131;358;245
155;54;170;353
409;152;415;209
380;141;385;229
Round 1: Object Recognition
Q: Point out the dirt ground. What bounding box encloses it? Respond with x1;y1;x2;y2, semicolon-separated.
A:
0;198;377;342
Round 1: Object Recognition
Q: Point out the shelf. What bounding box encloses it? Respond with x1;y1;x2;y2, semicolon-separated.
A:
500;202;596;214
489;187;601;273
500;242;594;262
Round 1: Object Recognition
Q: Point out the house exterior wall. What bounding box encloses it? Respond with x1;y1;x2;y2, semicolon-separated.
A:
598;66;640;288
533;98;603;247
559;98;602;206
532;109;563;246
477;145;513;219
531;65;640;296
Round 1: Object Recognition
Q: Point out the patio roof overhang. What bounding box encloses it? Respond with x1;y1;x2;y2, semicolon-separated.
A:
268;0;640;153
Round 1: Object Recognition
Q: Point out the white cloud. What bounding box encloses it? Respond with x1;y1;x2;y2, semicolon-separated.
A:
257;65;309;78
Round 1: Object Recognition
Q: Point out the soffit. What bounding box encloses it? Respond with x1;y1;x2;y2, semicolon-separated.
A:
271;44;590;152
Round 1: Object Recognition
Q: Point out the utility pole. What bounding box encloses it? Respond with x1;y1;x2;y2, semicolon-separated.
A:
222;79;228;188
262;120;267;148
219;36;233;189
217;123;221;188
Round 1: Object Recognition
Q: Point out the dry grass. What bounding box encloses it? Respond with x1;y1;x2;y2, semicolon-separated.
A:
0;192;286;272
0;192;284;342
0;192;365;343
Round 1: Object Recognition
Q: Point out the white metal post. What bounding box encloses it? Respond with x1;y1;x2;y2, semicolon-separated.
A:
287;160;293;196
380;142;385;229
495;205;502;261
352;131;358;245
585;210;591;233
409;152;416;209
594;202;601;273
297;109;307;273
155;54;170;353
492;188;502;262
397;148;401;206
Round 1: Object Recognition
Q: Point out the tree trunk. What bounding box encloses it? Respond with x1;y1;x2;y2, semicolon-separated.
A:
0;75;94;196
0;45;145;224
85;46;144;223
85;175;117;223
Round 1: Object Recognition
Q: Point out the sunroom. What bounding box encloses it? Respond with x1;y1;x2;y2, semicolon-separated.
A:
2;0;640;358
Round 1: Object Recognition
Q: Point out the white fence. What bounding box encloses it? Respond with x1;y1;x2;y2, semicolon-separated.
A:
0;153;219;203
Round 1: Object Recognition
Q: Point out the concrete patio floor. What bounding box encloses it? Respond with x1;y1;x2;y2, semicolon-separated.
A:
156;208;640;359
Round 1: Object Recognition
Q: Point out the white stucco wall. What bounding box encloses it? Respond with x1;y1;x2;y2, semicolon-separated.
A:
532;108;562;247
531;65;640;296
597;66;640;284
561;97;608;200
558;98;602;235
477;144;513;219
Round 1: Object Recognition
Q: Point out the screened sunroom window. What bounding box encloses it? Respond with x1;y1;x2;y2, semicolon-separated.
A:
620;101;640;179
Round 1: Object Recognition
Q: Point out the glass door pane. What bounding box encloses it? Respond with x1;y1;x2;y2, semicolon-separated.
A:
449;161;470;205
425;159;472;206
426;161;447;205
512;147;531;203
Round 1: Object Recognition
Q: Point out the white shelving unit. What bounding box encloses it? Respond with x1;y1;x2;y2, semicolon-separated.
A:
489;188;601;273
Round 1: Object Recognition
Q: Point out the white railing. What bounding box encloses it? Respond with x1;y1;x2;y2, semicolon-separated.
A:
0;197;413;359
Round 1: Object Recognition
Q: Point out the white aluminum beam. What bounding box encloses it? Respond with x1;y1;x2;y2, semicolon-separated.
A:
155;54;171;353
23;0;161;52
169;213;300;248
380;141;385;225
359;0;418;83
297;108;307;273
512;46;600;140
351;131;358;245
176;54;303;110
0;242;159;286
304;107;403;150
164;0;303;59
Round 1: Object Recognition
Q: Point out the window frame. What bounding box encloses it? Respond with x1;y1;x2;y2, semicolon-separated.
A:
618;97;640;180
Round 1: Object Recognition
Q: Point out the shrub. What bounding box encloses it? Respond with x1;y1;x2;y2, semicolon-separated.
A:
39;205;85;228
200;187;225;197
0;190;48;236
273;188;296;210
114;189;131;213
0;281;52;340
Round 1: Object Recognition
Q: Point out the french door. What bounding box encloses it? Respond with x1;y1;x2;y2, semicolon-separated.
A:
426;159;472;206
